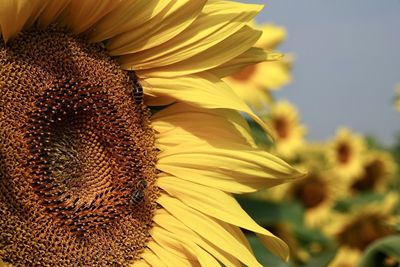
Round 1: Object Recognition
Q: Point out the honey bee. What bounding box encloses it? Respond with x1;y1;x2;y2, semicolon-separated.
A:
130;180;147;206
127;71;143;104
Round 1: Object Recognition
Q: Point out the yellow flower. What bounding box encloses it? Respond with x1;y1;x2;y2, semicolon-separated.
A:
327;247;362;267
349;150;396;194
324;194;398;253
326;128;366;180
223;22;292;111
267;101;306;159
268;164;345;228
0;1;303;266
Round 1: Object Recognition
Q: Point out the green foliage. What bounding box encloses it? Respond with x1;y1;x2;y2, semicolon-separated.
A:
236;196;304;225
247;119;274;148
333;192;385;213
359;235;400;267
248;235;291;267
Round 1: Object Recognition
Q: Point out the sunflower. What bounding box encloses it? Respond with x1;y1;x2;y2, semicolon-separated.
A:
223;22;292;111
326;128;366;181
266;101;306;160
0;1;303;266
267;162;344;228
349;150;396;194
324;193;398;255
327;247;362;267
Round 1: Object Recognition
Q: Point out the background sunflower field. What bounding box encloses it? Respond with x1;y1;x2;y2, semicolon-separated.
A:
236;1;400;266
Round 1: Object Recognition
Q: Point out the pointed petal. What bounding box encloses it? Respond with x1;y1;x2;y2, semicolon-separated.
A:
88;0;170;42
152;103;255;150
147;241;201;267
143;74;275;138
210;47;282;78
141;250;168;267
0;0;45;41
119;1;261;70
157;194;262;267
37;0;70;28
126;26;261;77
158;176;289;260
61;0;122;34
108;0;207;56
154;210;242;267
157;143;303;194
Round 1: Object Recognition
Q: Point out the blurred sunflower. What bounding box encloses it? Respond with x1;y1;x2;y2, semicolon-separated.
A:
324;194;398;260
0;1;303;266
223;22;292;111
327;247;362;267
326;128;366;180
350;150;396;194
266;101;306;159
270;163;343;228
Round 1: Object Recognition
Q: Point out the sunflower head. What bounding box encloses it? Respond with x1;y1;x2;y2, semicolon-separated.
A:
350;150;396;193
327;128;366;180
267;101;306;159
324;194;398;252
0;25;158;266
223;22;292;112
0;0;304;266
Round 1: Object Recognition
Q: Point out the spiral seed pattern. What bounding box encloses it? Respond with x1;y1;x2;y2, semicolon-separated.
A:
0;27;157;266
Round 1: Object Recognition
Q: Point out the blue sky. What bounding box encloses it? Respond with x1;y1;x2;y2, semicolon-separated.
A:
243;0;400;145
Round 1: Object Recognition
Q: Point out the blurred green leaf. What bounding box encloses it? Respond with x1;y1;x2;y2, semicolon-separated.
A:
293;225;331;247
359;235;400;267
236;197;304;225
333;192;384;213
247;119;274;148
304;248;337;267
247;234;290;267
365;134;385;150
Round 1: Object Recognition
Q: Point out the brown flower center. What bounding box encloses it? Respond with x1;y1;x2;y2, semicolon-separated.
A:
337;213;394;251
351;159;385;192
0;27;158;266
337;142;351;164
273;117;290;140
292;174;327;209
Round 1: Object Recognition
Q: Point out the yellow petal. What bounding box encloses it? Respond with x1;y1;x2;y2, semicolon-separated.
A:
210;47;273;78
88;0;170;42
131;260;151;267
60;0;122;34
151;228;198;261
154;210;242;267
108;0;207;56
157;141;303;193
256;23;287;49
141;250;167;267
157;194;262;267
118;1;261;69
130;26;261;77
143;74;275;138
0;0;45;41
152;230;221;267
253;60;292;90
37;0;70;28
152;103;255;150
158;176;289;260
147;241;200;267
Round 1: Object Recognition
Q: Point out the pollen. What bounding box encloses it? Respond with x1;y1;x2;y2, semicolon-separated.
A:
0;27;158;266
